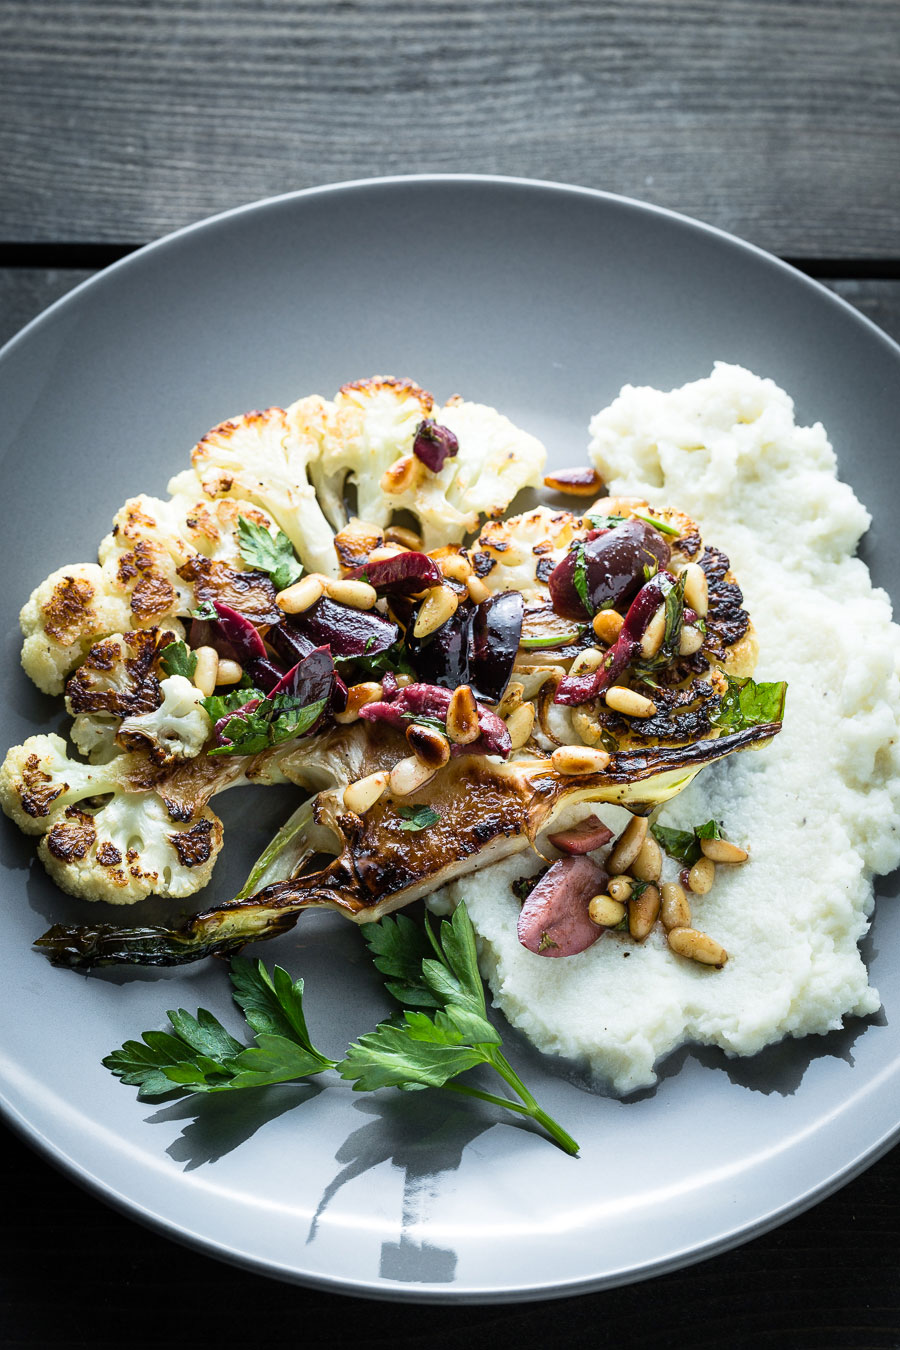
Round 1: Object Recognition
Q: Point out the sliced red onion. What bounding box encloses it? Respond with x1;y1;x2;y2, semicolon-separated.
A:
359;681;511;758
412;419;459;472
516;856;609;957
548;519;671;621
286;596;399;661
554;571;676;706
547;815;614;855
346;551;442;597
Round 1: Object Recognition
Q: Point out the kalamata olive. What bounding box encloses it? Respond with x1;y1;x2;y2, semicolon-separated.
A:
412;419;459;472
286;596;399;661
470;590;524;702
404;600;473;691
345;550;442;597
548;520;671;621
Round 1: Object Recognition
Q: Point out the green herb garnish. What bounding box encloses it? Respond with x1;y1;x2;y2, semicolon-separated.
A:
586;513;627;530
572;541;592;615
192;600;219;621
237;516;303;591
106;907;579;1155
159;639;198;680
651;819;725;866
396;805;441;831
712;674;787;732
632;509;681;537
201;686;326;756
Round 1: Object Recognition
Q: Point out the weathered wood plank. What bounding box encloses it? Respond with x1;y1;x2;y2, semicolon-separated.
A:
4;269;899;350
1;0;898;255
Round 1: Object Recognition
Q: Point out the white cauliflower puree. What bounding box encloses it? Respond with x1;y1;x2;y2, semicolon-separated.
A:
440;363;900;1094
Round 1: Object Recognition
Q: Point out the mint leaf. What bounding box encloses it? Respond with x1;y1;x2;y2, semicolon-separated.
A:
396;805;441;831
713;675;787;732
238;516;303;591
159;639;198;680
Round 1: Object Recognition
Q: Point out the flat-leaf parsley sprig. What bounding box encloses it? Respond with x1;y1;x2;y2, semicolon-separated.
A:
104;903;579;1155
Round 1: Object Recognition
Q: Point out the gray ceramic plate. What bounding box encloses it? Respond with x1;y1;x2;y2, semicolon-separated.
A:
1;176;898;1302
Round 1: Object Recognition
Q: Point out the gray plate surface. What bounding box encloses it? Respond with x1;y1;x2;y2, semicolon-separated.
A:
1;176;898;1302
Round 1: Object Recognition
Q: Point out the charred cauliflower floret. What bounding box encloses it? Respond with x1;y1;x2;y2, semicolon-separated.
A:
472;506;581;600
189;402;338;577
381;397;547;549
117;675;210;764
20;564;133;696
65;628;172;764
0;734;223;903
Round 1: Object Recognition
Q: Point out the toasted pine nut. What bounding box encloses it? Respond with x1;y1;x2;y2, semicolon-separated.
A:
193;645;220;697
608;875;633;902
631;835;662;882
367;545;407;564
446;685;480;743
394;673;413;688
437;552;472;584
569;646;605;677
604;686;656;718
325;578;378;610
551;745;611;776
385;524;423;550
343;770;389;815
334;681;383;724
667;926;727;967
413;585;459;639
688;856;716;894
592;609;624;645
192;646;219;698
466;574;491;604
406;722;451;768
607;816;648;873
389;754;436;797
381;454;421;495
700;838;749;863
629;883;661;941
496;681;525;718
640;605;667;658
588;895;626;928
277;573;326;614
660;881;692;930
506;701;535;750
682;562;709;618
215;658;243;686
679;625;704;656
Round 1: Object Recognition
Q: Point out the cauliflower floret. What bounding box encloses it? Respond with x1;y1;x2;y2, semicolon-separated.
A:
311;378;434;533
0;733;223;904
20;564;133;695
380;397;547;548
189;402;338;576
473;506;581;599
64;628;173;764
117;675;210;764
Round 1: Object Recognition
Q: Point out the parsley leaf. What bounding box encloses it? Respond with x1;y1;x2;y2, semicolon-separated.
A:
348;643;417;681
103;959;336;1098
396;805;441;831
192;600;219;621
651;819;726;866
572;540;592;615
202;686;326;756
712;675;788;732
586;513;627;530
159;639;197;680
339;904;580;1155
237;516;303;591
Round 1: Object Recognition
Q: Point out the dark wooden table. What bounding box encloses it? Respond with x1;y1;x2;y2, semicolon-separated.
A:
2;3;899;1346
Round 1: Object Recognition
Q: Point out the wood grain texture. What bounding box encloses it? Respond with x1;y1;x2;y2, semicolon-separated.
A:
1;267;900;1346
1;0;898;256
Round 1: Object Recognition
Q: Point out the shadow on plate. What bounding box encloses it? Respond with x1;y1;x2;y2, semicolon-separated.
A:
145;1082;325;1170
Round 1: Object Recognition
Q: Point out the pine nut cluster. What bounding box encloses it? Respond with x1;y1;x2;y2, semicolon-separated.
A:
586;815;749;967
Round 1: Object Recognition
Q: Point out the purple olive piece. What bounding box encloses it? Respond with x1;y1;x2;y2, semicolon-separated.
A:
213;698;262;748
359;681;511;758
266;623;316;669
345;551;442;597
286;596;399;661
412;419;459;473
517;856;609;957
332;672;349;714
470;590;524;703
548;519;672;621
269;645;335;702
554;571;677;706
246;656;287;693
189;602;268;667
404;600;473;691
547;815;614;855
